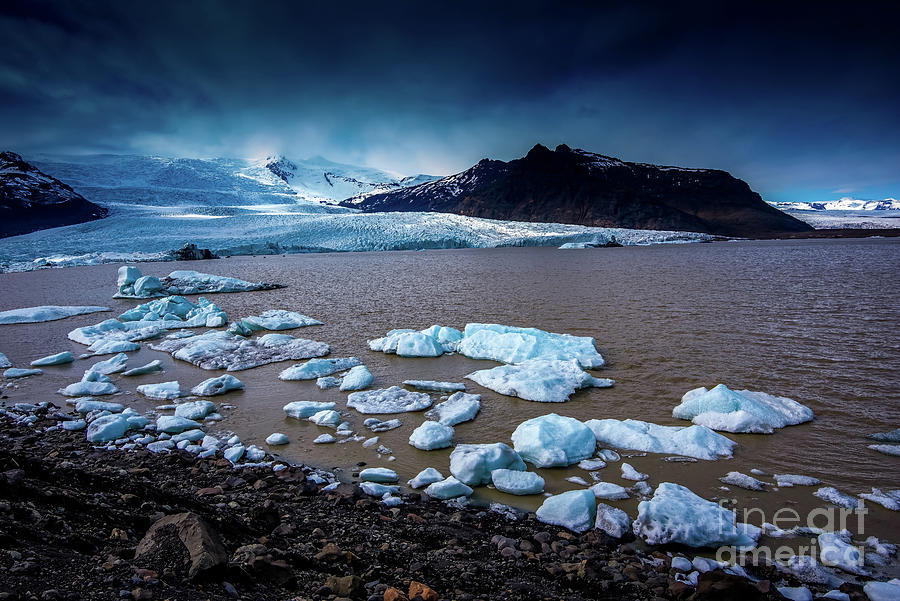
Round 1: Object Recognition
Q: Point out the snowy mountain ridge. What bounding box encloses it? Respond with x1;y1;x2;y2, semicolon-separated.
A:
769;197;900;211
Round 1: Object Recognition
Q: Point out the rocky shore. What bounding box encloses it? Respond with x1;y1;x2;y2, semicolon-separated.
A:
0;406;871;601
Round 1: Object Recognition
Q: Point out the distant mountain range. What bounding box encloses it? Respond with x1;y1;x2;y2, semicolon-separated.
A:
769;198;900;212
342;144;812;237
0;152;107;238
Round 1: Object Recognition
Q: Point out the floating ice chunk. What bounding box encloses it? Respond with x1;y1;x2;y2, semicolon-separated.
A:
4;368;41;378
393;332;443;356
814;487;859;509
230;309;322;333
60;376;118;396
340;365;373;391
313;433;336;444
362;436;379;448
420;325;464;350
30;351;74;366
621;463;648;481
819;531;868;575
360;481;399;496
174;400;216;420
457;323;605;368
404;380;466;393
191;374;243;396
821;591;850;601
86;414;131;443
536;489;597;533
673;384;814;434
0;352;9;368
75;399;123;413
172;429;204;443
137;381;181;400
511;413;597;467
631;481;653;497
360;467;399;483
119;296;227;328
80;355;125;378
868;428;900;443
467;358;613;403
62;419;87;431
163;270;281;295
594;503;631;538
347;386;432;414
425;476;473;499
424;392;481;426
224;445;245;463
720;471;767;491
309;409;342;427
283;400;335;419
381;494;403;507
364;417;403;431
407;467;444;489
369;325;461;357
584;418;735;460
633;482;760;548
868;444;900;456
317;376;341;389
151;330;329;371
69;319;164;346
597;449;620;462
265;433;288;446
245;445;265;461
590;482;630;500
775;474;820;487
0;305;109;325
776;587;812;601
578;458;607;470
87;339;140;354
408;421;454;450
279;357;361;380
491;469;545;495
860;488;900;511
449;442;526;486
156;415;202;433
864;581;900;601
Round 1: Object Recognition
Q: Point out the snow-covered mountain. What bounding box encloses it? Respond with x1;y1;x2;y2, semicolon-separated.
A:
769;197;900;211
1;151;107;237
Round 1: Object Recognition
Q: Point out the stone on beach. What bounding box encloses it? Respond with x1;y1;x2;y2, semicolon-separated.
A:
190;374;243;396
408;420;454;450
424;392;481;426
673;384;814;433
151;330;329;371
137;381;181;400
279;357;361;380
449;443;526;486
0;305;109;325
347;386;432;414
535;489;597;533
584;418;736;460
30;351;74;366
511;413;597;467
467;358;613;403
490;468;545;495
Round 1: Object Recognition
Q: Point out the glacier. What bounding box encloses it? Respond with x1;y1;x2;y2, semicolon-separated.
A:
673;384;814;433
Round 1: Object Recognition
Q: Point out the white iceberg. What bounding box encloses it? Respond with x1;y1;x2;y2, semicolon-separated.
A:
156;415;202;433
190;374;243;396
4;367;41;378
224;445;245;462
403;380;466;393
347;386;432;414
594;503;631;538
535;489;597;533
229;309;322;334
775;474;820;487
60;370;119;396
87;339;140;355
69;319;164;346
633;482;760;548
424;476;473;499
317;376;341;389
860;488;900;511
578;458;607;470
283;401;336;419
407;467;444;489
584;418;736;460
814;487;859;509
74;399;123;413
174;400;216;420
86;414;132;443
121;359;163;376
359;481;399;496
87;353;130;375
363;417;403;432
511;413;597;467
339;365;374;391
490;469;545;495
467;358;613;403
368;325;461;357
359;467;399;483
869;444;900;457
818;531;868;575
30;351;74;366
621;463;648;481
457;323;605;368
150;330;329;371
308;409;342;427
137;381;181;400
313;433;336;444
590;482;630;500
449;442;526;486
0;352;10;368
279;357;361;380
720;471;767;491
115;266;281;298
0;305;109;325
408;421;454;450
864;581;900;601
119;295;226;328
266;432;289;445
673;384;814;433
424;392;481;426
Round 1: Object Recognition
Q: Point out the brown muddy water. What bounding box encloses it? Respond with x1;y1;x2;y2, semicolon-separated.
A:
1;239;898;568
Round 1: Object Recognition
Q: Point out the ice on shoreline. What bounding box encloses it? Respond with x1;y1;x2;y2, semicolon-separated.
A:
490;469;545;495
467;358;613;403
673;384;814;433
150;331;329;371
536;489;597;533
0;305;109;325
449;443;526;486
585;418;736;460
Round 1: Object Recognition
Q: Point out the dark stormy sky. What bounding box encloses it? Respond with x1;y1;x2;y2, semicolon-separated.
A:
1;1;898;201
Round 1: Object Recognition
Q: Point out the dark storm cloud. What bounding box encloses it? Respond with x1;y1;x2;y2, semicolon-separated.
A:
0;0;898;200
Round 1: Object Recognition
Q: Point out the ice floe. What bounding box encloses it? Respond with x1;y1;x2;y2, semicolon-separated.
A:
590;482;630;500
814;487;859;509
0;305;109;325
408;421;454;450
174;400;216;420
69;319;165;347
279;357;361;380
74;399;123;413
30;351;74;366
859;488;900;511
87;339;140;355
868;428;900;443
535;489;597;533
457;323;605;368
424;476;473;500
156;415;202;433
673;384;814;433
868;444;900;457
0;352;9;368
403;380;466;393
490;469;545;495
363;417;403;432
346;386;432;414
594;503;631;538
228;309;322;335
449;443;526;486
467;358;613;403
60;370;119;396
578;458;607;470
151;330;329;371
313;433;335;444
115;266;281;298
774;474;820;487
620;463;649;481
136;381;181;400
720;471;767;491
818;531;868;575
87;353;129;375
4;368;41;378
265;432;289;445
359;467;399;483
339;365;373;391
423;392;481;426
190;374;243;396
633;482;760;548
308;409;342;427
119;295;227;328
511;413;597;467
864;581;900;601
369;325;462;357
584;418;736;460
